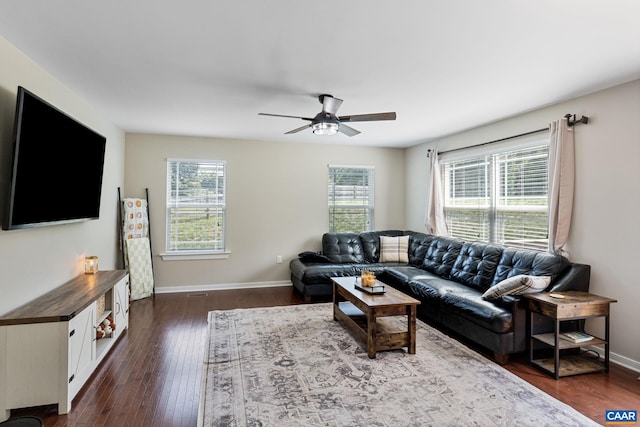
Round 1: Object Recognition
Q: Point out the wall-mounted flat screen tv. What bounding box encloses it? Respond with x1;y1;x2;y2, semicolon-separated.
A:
2;86;107;230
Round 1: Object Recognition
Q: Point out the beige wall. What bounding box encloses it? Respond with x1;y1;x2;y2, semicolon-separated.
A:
0;36;125;315
2;29;638;372
406;80;640;371
125;134;405;291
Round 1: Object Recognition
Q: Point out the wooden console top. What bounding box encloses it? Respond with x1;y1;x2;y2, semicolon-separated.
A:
0;270;128;326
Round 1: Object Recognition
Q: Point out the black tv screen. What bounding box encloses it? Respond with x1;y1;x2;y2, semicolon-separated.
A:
2;86;107;230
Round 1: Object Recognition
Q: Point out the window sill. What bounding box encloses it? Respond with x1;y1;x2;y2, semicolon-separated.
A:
159;251;230;261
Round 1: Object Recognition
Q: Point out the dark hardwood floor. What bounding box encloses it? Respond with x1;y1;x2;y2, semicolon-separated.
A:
9;287;640;426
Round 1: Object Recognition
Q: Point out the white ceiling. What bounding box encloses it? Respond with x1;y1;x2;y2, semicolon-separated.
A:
1;1;639;148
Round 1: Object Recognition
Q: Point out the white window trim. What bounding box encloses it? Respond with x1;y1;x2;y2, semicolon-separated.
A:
159;251;230;261
165;158;227;256
441;137;549;162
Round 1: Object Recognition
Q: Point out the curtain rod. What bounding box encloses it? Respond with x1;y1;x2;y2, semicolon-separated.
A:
427;113;588;157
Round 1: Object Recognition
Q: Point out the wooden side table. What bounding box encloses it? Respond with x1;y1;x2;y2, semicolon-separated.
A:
524;291;617;379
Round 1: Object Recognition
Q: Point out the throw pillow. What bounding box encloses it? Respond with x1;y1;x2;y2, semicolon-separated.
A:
379;235;410;263
481;274;551;300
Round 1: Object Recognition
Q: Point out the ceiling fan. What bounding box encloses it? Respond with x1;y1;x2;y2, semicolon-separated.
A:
258;94;396;137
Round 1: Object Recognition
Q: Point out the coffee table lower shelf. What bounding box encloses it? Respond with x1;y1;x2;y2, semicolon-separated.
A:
531;354;606;377
334;302;413;357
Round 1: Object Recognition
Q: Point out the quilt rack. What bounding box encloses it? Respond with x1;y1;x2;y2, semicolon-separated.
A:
117;187;155;299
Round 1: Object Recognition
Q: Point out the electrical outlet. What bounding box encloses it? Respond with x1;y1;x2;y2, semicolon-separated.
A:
276;255;282;264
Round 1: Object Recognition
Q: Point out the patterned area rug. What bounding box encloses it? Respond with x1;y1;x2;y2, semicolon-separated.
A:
198;303;598;426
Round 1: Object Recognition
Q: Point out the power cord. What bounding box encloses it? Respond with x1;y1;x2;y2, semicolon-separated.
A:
581;349;600;360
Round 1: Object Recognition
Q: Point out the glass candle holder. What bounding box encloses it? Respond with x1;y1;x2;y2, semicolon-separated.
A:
85;256;98;274
361;270;375;287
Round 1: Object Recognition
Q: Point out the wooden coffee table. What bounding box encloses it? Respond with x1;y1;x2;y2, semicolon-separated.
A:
331;276;420;359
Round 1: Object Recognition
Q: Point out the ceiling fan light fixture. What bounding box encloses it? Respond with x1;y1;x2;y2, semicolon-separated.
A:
312;122;339;135
259;94;395;137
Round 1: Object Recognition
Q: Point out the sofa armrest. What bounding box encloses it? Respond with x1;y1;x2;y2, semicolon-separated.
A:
549;263;591;293
494;295;528;353
289;258;308;280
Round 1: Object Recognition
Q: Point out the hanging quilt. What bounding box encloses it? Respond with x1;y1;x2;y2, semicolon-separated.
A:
122;197;153;299
126;237;154;300
122;198;149;239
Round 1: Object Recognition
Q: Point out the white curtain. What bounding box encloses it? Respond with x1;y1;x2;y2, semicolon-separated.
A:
548;119;575;257
425;150;449;236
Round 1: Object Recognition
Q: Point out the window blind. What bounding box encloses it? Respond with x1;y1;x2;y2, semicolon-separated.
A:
442;144;549;250
328;166;375;233
166;159;226;252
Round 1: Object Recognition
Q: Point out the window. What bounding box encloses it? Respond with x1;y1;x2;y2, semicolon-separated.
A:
328;165;375;233
441;143;549;251
166;159;226;253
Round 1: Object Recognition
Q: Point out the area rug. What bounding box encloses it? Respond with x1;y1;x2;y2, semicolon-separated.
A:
198;303;598;427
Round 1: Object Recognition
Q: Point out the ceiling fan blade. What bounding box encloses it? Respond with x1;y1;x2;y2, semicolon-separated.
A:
321;95;343;115
339;123;361;137
258;113;313;121
285;124;311;134
339;112;396;122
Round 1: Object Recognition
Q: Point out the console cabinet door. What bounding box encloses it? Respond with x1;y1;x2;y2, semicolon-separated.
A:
113;276;129;337
68;302;96;401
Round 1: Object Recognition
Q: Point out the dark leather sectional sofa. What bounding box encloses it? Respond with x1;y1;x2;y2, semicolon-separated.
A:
289;230;591;363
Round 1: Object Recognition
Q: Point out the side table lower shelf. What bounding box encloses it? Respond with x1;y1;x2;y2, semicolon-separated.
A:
531;354;606;377
531;333;608;377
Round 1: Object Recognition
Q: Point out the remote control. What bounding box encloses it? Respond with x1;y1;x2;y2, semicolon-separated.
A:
548;293;565;299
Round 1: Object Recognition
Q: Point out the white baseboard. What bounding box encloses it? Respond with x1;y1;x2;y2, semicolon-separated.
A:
584;344;640;374
154;280;292;295
610;352;640;374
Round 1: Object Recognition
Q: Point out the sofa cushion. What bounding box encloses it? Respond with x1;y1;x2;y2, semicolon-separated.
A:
421;236;464;277
359;230;404;262
381;266;439;294
439;290;514;334
408;276;461;303
491;248;569;287
482;275;551;300
322;232;365;263
408;278;514;333
406;231;434;266
450;242;503;291
352;263;404;276
383;266;439;284
290;261;358;285
379;235;410;263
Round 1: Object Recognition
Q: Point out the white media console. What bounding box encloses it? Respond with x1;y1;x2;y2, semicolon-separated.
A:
0;270;129;421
